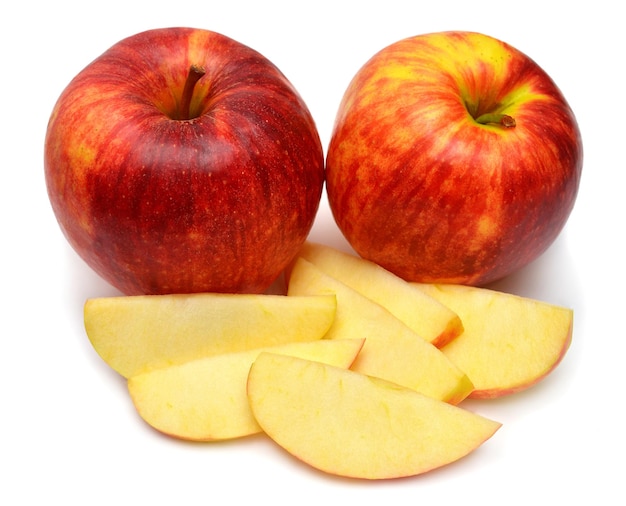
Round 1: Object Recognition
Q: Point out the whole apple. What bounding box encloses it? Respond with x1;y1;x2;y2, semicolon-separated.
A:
45;27;324;295
326;31;582;286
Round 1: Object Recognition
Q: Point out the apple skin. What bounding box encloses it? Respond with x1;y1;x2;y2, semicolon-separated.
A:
45;27;324;295
326;31;582;286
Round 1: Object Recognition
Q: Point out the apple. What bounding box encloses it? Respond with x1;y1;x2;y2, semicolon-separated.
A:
294;241;463;347
247;352;501;479
84;292;337;378
128;339;364;441
414;283;573;398
326;31;582;286
44;27;324;295
287;257;473;404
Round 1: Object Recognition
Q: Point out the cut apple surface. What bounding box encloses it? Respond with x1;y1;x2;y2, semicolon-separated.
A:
414;283;573;398
295;242;463;347
247;352;501;480
287;258;473;403
128;339;364;441
84;293;337;378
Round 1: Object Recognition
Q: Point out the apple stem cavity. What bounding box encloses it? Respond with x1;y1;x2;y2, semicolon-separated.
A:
475;112;516;128
177;64;207;120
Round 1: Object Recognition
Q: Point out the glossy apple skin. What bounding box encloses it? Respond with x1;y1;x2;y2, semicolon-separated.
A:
45;27;324;295
326;31;582;286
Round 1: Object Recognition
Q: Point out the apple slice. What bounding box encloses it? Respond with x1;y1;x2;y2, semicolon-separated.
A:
247;352;501;479
287;258;473;403
128;339;364;441
294;242;463;347
84;293;337;378
414;283;573;398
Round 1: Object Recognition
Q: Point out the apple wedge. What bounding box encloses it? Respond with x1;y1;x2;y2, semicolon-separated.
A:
84;293;337;378
414;283;573;398
294;242;463;347
287;258;473;403
128;339;365;441
247;352;501;480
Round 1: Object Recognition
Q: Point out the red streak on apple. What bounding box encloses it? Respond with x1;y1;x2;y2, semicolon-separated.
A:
45;28;324;295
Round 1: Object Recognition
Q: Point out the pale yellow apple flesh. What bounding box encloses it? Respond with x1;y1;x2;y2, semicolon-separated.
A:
295;241;463;347
414;283;573;398
247;352;501;480
128;339;365;441
84;293;337;378
287;258;474;403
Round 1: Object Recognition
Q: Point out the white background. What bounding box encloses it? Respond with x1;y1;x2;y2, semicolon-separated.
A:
2;1;623;503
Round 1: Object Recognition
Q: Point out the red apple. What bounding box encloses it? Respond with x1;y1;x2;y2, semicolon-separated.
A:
326;31;582;286
45;27;324;295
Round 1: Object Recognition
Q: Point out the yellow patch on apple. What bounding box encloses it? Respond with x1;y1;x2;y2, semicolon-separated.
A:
414;283;573;398
287;257;473;404
128;339;364;441
247;352;502;480
84;293;337;378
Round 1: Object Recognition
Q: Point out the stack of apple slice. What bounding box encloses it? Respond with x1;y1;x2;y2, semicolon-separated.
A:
83;242;573;480
293;242;574;399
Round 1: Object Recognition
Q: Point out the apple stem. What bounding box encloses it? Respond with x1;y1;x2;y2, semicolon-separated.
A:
475;113;516;128
178;64;206;120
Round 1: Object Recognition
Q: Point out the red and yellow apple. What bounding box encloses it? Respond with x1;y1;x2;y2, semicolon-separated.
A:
326;31;582;286
45;27;324;295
